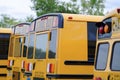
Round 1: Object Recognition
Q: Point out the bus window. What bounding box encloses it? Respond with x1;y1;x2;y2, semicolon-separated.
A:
88;22;97;41
97;18;112;39
14;38;22;57
111;42;120;70
48;30;57;58
28;33;35;59
23;36;28;57
9;37;14;57
35;33;48;59
0;33;10;59
96;43;109;70
87;22;97;60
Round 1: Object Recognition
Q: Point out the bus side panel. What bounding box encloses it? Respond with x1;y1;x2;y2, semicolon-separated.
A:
58;21;88;61
57;21;92;75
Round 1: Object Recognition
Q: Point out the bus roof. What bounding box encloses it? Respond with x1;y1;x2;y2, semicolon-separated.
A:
104;8;120;19
62;13;103;22
12;23;30;35
32;13;103;22
0;28;12;34
13;23;30;27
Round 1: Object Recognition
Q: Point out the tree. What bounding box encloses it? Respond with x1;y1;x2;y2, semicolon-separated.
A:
0;14;19;28
80;0;105;15
31;0;79;16
24;15;34;22
31;0;58;16
57;0;79;13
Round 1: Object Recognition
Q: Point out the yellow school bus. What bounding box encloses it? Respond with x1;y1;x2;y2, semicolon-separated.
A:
93;8;120;80
25;13;103;80
0;28;12;80
7;23;30;80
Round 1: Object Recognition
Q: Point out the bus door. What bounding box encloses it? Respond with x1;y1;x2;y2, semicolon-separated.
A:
33;31;49;80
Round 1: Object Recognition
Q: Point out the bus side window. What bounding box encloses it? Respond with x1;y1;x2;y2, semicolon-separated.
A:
95;43;109;70
28;34;35;59
14;38;22;57
9;37;14;57
111;42;120;70
87;22;97;61
23;36;28;57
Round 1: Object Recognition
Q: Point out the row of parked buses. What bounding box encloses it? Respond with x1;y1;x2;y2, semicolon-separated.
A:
6;13;103;80
0;8;119;80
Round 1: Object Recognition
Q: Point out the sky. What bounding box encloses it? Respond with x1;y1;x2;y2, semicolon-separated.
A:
0;0;36;20
0;0;119;20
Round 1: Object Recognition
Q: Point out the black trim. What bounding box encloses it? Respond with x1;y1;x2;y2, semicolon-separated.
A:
0;74;7;77
58;14;64;28
7;67;12;70
0;65;7;68
64;60;94;65
21;68;25;73
46;74;93;79
24;72;32;76
33;77;45;80
14;23;30;27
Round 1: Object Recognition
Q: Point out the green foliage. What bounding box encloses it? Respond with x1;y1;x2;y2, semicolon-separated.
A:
0;14;19;28
57;0;79;14
31;0;79;16
31;0;58;16
0;14;34;28
80;0;105;15
24;15;34;22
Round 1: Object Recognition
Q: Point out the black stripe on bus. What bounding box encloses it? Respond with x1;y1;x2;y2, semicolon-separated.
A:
0;65;7;68
46;74;93;79
24;72;32;76
0;74;7;77
64;60;94;65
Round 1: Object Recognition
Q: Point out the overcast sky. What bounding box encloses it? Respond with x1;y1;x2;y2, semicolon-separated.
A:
0;0;119;20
